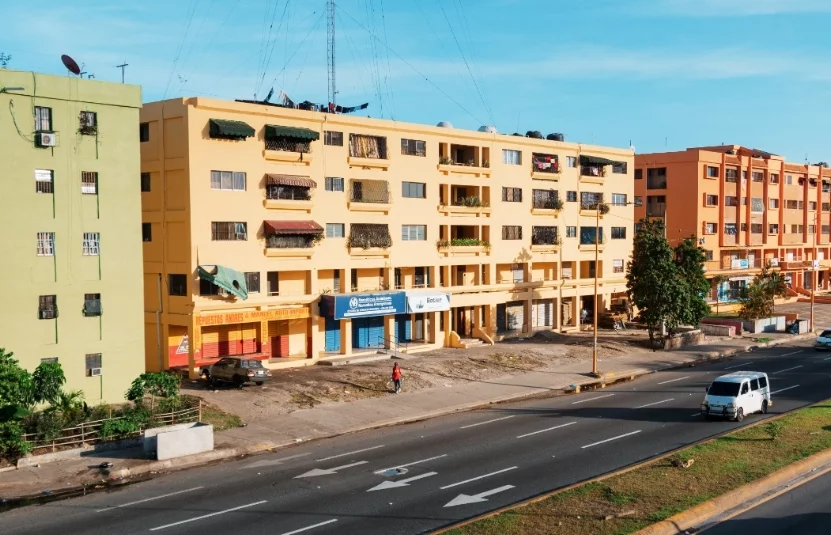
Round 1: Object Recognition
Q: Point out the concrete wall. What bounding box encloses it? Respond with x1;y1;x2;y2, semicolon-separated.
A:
742;316;786;333
147;422;214;460
700;323;736;337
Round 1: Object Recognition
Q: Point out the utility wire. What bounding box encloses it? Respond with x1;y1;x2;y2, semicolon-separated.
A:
164;0;201;99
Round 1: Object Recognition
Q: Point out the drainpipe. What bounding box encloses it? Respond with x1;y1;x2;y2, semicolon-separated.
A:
157;274;163;371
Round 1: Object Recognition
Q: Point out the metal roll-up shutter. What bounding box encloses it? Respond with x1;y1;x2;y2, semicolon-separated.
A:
241;322;259;354
395;314;412;342
201;326;221;359
507;302;524;331
533;300;553;328
268;321;289;358
353;316;385;349
325;317;341;352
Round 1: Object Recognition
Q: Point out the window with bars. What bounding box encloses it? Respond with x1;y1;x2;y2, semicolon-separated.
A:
532;189;559;209
752;171;764;182
566;191;577;202
566;226;577;238
83;293;102;316
39;295;57;319
35;106;52;131
82;232;100;256
79;111;97;134
210;170;246;191
35;169;54;194
41;357;58;364
85;353;102;374
37;232;55;256
401;225;427;241
245;272;261;293
611;227;627;239
531;226;558;245
502;187;522;202
326;223;345;238
324;130;343;146
502;149;521;165
502;226;522;240
325;177;344;191
401;138;426;156
791;224;804;234
211;222;248;241
769;224;779;235
580;191;603;209
612;162;628;174
141;172;151;192
169;274;187;296
809;201;817;211
81;171;98;194
751;198;765;213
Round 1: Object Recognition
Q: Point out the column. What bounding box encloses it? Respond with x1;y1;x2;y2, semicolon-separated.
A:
524;297;533;334
341;319;351;355
260;320;269;358
188;321;200;380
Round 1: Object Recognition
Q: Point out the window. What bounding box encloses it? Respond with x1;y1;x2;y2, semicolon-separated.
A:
82;232;100;256
200;277;222;296
791;224;804;234
751;198;765;213
531;226;558;245
502;149;521;165
759;376;768;389
635;196;643;206
39;295;57;319
705;194;719;206
401;138;426;156
634;169;643;179
566;191;577;202
769;224;779;235
786;200;799;209
566;226;577;238
751;171;763;182
567;156;577;168
725;196;738;206
142;223;152;242
324;130;343;146
579;226;603;245
169;274;187;296
706;166;719;178
740;223;747;232
245;272;260;293
823;225;831;234
532;189;559;209
612;162;627;174
646;168;667;189
35;169;54;194
724;223;737;235
211;222;248;241
725;168;738;182
210;170;246;191
141;172;151;192
402;182;426;198
502;187;522;202
611;193;627;206
325;177;344;192
809;225;816;234
139;122;149;142
611;227;627;239
613;259;624;273
40;358;58;364
704;249;714;261
824;203;831;212
751;223;763;234
580;191;603;209
81;171;98;194
35;106;52;131
326;223;345;238
83;293;102;317
402;225;427;241
532;153;559;173
769;198;779;209
349;134;387;159
704;223;717;234
37;232;55;256
770;173;779;184
79;111;97;134
85;353;102;375
502;226;522;240
786;175;793;185
809;201;817;211
742;170;748;180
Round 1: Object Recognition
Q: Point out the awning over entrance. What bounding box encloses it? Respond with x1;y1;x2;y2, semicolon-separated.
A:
197;265;248;300
406;291;450;313
265;174;317;188
263;220;324;235
208;119;255;139
264;124;320;141
580;155;621;167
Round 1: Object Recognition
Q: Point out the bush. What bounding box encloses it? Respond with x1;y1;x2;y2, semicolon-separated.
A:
764;420;784;440
0;421;31;457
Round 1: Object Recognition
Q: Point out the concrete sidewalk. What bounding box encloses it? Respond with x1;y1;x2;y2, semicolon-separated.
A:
0;332;813;500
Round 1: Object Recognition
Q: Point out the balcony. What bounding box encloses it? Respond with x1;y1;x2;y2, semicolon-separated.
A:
719;257;762;270
579;228;605;252
264;174;315;211
348;223;391;257
531;191;563;216
531;227;560;254
263;125;318;164
580;155;617;184
438;197;491;217
579;194;607;218
348;134;389;169
263;221;322;260
436;238;490;257
437;158;491;178
531;153;560;180
347;179;392;213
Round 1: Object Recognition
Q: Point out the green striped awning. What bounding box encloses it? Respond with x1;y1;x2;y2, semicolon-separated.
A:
197;265;248;300
580;155;620;166
265;124;320;141
209;119;255;139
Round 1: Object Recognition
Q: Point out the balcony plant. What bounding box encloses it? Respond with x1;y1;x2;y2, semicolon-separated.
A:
439;156;453;165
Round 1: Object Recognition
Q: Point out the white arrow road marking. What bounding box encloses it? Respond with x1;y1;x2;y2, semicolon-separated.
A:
316;445;384;462
635;398;674;409
444;485;515;508
374;454;447;474
582;430;642;449
440;467;517;489
657;376;689;385
516;421;577;439
460;415;515;429
725;362;753;370
571;393;615;405
96;486;204;512
773;365;803;375
771;385;800;395
279;519;338;535
149;500;267;531
367;472;438;492
781;350;803;357
244;453;311;469
294;461;368;478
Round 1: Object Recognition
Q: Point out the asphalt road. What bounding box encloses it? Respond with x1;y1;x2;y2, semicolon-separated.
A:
2;340;830;535
703;469;831;534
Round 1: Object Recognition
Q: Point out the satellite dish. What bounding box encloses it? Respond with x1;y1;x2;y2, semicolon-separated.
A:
61;54;81;76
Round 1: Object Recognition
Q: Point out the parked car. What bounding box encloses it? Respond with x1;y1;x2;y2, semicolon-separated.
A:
201;357;271;387
700;371;771;422
815;330;831;350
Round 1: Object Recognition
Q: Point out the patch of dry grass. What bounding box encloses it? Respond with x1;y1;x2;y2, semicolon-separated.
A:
448;402;831;535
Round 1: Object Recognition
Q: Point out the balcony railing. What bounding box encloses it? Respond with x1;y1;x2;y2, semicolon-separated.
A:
646;177;667;189
349;181;391;204
532;153;560;174
266;185;311;200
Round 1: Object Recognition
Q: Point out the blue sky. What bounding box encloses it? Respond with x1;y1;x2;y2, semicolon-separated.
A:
3;0;831;160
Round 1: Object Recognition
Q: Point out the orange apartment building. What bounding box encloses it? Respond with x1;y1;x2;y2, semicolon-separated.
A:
635;145;831;305
140;97;634;377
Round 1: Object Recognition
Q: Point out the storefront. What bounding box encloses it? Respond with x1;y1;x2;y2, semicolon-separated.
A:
404;291;450;343
320;292;407;350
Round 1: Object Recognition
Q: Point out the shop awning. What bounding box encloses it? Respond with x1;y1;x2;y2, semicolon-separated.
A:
264;220;324;235
580;155;621;166
264;124;320;141
406;291;450;313
197;265;248;300
209;119;255;139
265;174;317;188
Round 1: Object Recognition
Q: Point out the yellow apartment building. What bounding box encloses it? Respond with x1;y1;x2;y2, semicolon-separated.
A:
0;70;145;403
140;97;634;376
635;145;831;304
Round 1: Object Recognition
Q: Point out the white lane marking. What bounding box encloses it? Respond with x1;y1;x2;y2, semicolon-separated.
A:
149;500;267;531
96;486;204;512
572;393;615;405
690;413;702;417
725;362;753;370
823;356;831;361
635;398;674;409
582;430;642;449
657;376;689;385
772;365;803;375
316;445;384;462
516;421;577;439
444;485;515;508
245;453;311;469
781;350;803;357
294;461;368;479
279;519;339;535
374;454;448;474
460;415;515;429
368;472;438;491
440;466;518;490
771;385;800;395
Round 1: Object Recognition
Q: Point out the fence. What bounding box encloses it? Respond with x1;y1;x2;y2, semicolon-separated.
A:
22;402;202;453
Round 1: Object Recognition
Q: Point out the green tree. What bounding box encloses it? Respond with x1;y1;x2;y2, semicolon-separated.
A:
673;238;711;328
739;265;787;319
126;372;180;411
32;361;66;406
0;349;33;456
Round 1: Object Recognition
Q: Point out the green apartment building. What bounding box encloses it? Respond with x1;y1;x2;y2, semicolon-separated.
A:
0;70;144;403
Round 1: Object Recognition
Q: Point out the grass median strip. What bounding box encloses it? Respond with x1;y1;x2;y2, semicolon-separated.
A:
444;401;831;535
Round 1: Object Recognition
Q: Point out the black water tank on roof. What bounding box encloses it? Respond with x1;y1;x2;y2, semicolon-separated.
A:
526;130;543;139
547;132;565;142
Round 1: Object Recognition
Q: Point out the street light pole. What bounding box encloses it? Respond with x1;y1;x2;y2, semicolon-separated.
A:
592;208;600;376
811;211;818;332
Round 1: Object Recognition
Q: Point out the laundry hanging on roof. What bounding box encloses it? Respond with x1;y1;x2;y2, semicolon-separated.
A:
336;103;369;114
279;91;295;108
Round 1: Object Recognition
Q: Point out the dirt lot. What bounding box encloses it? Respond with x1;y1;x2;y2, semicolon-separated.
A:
183;330;651;423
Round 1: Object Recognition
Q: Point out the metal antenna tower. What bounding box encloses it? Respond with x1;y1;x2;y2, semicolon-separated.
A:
327;0;337;108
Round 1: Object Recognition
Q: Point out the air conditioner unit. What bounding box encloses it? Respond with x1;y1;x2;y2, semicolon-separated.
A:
89;367;103;377
39;309;56;319
769;258;779;267
37;132;57;147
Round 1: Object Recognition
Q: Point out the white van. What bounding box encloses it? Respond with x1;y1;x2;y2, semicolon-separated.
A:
700;371;772;421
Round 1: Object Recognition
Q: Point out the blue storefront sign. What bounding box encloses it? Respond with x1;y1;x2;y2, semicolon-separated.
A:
321;292;407;320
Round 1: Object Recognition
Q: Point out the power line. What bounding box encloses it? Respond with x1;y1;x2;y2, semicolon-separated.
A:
258;0;292;97
164;0;201;99
268;11;325;94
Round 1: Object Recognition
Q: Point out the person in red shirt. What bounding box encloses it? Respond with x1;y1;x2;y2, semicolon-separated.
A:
392;363;402;394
